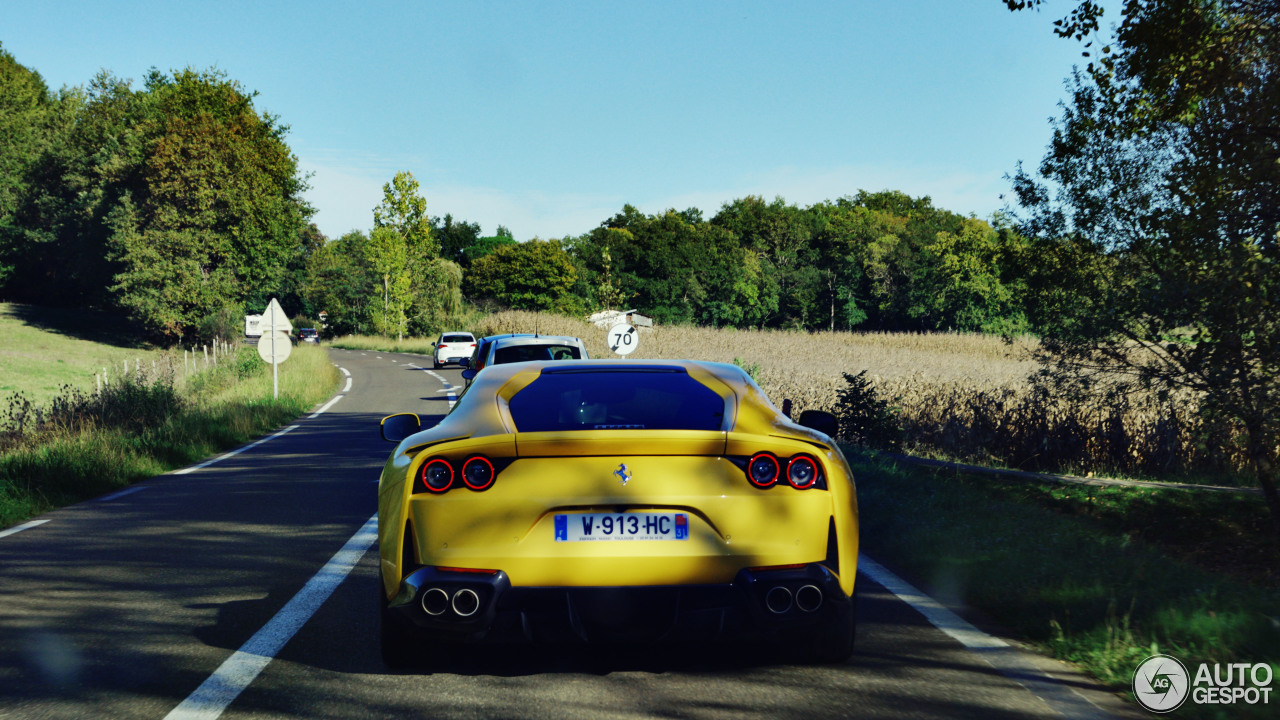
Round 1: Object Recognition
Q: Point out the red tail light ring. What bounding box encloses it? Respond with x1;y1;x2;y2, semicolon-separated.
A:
787;455;819;489
747;452;781;488
421;458;454;493
461;456;496;491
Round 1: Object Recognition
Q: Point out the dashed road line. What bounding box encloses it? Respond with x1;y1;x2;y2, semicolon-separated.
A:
97;487;148;502
0;519;50;539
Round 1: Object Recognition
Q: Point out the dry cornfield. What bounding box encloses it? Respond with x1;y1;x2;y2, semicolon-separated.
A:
474;311;1248;480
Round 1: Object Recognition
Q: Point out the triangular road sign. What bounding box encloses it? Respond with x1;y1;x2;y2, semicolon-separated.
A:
262;298;293;334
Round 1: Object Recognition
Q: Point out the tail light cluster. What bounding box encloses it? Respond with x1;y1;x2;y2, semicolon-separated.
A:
418;456;500;493
746;452;824;490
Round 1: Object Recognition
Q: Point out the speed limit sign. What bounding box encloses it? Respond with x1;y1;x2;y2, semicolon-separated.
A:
608;323;639;356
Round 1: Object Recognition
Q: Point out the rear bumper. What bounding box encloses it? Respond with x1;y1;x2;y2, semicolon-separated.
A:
385;563;851;644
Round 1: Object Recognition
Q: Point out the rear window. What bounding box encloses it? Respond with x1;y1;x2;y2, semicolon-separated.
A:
508;369;725;431
441;334;473;343
494;344;582;364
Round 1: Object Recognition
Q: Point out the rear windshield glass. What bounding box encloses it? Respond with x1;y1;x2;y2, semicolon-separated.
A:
441;334;473;343
508;369;725;431
494;344;582;363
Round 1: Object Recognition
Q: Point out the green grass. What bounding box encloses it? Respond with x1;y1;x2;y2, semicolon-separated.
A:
328;334;438;355
0;343;339;528
852;451;1280;717
0;303;170;407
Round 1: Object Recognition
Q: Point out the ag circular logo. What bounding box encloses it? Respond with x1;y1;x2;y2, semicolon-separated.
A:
1133;654;1190;713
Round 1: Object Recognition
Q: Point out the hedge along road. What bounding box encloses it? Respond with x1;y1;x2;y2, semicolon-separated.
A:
0;349;1138;720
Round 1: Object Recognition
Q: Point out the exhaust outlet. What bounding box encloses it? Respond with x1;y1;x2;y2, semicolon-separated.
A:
451;588;481;618
422;587;450;616
764;586;793;614
795;584;823;613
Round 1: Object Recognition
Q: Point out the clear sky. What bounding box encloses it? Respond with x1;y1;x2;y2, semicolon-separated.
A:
3;1;1097;241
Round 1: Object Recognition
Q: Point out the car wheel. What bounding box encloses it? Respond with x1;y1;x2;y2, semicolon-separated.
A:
379;575;418;669
802;595;856;664
433;359;442;369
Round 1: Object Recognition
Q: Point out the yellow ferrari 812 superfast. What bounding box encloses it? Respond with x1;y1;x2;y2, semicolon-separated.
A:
377;359;858;666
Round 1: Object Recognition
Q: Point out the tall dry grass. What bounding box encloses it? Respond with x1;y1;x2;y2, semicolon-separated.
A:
474;310;1244;483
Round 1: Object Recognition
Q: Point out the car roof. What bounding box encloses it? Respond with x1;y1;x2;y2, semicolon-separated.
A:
486;334;584;348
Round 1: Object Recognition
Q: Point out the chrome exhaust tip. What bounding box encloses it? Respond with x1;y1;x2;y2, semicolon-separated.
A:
421;587;450;616
764;586;793;614
451;588;481;618
795;584;823;613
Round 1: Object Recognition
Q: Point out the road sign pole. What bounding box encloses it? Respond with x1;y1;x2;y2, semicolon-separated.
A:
271;311;279;400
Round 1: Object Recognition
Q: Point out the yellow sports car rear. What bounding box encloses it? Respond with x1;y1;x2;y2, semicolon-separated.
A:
376;360;858;666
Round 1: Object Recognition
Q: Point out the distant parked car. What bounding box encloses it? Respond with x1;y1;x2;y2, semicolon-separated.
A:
433;332;477;369
462;334;588;383
299;328;319;343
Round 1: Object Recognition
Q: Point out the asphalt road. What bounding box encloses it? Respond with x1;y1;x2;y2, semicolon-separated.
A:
0;349;1139;720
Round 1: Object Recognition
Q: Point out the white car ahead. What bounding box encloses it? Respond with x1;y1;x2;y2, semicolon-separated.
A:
433;332;477;369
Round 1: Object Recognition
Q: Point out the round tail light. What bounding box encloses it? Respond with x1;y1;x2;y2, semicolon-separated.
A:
421;459;454;492
747;453;780;488
462;456;495;490
787;455;818;489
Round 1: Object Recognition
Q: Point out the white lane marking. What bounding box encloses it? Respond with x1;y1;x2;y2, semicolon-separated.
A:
173;425;299;475
0;519;50;539
308;396;343;419
307;366;351;418
164;514;378;720
405;363;420;369
447;393;457;409
375;356;382;359
97;487;148;502
858;555;1108;719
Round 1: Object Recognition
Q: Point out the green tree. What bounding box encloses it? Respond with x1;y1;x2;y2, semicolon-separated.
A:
103;68;312;338
0;43;66;291
922;218;1029;333
1007;0;1280;543
364;225;412;339
465;239;579;312
304;230;376;336
431;213;481;266
373;170;436;258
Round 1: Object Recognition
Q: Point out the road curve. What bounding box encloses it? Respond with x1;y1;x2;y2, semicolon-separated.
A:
0;349;1138;720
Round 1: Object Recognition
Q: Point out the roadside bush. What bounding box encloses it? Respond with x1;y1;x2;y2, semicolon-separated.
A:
194;306;243;346
835;370;903;450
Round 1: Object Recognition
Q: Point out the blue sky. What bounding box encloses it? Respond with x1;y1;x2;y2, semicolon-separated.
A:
4;1;1096;241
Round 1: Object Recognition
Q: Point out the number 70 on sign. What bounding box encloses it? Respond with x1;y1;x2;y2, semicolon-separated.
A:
608;323;638;356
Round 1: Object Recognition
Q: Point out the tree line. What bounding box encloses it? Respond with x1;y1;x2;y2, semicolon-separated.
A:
1;43;1055;341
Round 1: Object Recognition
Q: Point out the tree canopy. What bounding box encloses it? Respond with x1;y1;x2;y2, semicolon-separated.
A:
1006;0;1280;542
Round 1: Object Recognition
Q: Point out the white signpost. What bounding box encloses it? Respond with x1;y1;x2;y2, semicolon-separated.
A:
608;322;638;356
257;298;293;399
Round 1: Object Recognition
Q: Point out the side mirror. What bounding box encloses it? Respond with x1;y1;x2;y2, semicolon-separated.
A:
380;413;421;442
798;410;838;439
461;368;476;381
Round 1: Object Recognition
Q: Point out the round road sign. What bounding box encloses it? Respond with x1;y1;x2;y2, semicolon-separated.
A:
608;323;639;356
257;331;293;365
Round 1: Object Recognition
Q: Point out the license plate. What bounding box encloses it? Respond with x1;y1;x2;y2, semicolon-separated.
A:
554;512;688;542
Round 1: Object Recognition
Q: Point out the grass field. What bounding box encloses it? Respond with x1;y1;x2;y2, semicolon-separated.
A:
0;305;339;527
0;303;173;407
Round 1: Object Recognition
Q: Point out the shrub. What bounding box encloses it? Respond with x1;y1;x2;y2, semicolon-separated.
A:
835;370;903;450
